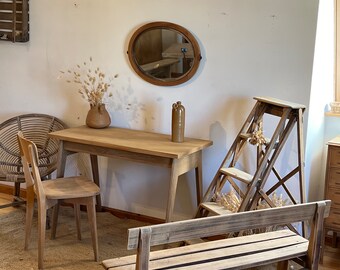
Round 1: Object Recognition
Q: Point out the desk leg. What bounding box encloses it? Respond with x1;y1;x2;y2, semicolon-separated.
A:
166;159;179;223
195;151;203;206
57;141;67;178
90;154;103;211
165;152;203;222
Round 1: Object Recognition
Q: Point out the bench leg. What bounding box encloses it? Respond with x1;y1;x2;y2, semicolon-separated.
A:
277;260;288;270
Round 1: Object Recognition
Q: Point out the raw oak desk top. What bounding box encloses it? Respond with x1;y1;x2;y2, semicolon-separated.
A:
49;126;212;222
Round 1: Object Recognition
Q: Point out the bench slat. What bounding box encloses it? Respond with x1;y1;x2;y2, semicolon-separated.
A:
102;230;307;270
176;243;308;270
128;201;331;249
103;230;296;268
147;234;307;270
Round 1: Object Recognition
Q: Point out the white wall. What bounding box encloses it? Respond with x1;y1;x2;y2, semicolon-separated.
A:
305;0;334;201
0;0;319;220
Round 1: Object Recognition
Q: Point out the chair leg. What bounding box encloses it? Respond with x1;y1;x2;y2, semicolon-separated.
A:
277;260;288;270
320;227;326;264
14;182;21;197
38;203;47;270
24;186;35;250
74;203;81;240
87;197;99;262
50;202;59;240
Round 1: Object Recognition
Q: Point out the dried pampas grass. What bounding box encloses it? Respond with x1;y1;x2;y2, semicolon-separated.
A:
249;121;267;146
214;189;290;213
213;189;294;234
59;57;118;107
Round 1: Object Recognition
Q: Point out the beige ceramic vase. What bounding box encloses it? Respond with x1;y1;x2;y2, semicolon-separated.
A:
171;101;185;142
86;103;111;129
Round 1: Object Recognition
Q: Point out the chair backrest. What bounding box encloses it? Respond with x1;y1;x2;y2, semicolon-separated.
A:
0;113;67;182
17;131;46;199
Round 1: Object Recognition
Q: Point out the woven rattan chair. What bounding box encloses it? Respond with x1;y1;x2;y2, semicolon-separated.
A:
0;113;67;209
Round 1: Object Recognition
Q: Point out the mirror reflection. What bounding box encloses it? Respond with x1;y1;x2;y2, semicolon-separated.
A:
128;22;201;86
134;29;194;81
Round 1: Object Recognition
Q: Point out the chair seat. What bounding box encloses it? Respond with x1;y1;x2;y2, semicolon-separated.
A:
42;176;100;200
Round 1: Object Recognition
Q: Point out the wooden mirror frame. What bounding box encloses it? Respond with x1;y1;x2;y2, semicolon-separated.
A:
127;21;202;86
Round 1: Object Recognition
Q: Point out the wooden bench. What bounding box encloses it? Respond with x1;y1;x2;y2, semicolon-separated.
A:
102;200;330;270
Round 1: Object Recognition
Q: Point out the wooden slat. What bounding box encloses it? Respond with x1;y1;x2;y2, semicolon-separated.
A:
0;12;22;21
0;21;21;29
0;20;12;28
254;96;306;110
0;2;22;11
239;132;251;139
199;202;233;215
220;167;253;183
108;243;308;270
20;0;27;40
128;201;331;249
103;230;307;270
147;235;308;270
175;244;308;270
104;230;298;268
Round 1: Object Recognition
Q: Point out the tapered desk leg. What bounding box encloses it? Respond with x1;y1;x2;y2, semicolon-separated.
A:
195;151;203;207
57;141;67;178
166;152;203;222
90;154;103;211
166;159;179;223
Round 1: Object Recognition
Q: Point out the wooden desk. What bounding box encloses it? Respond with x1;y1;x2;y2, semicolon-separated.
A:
49;126;212;222
141;58;180;72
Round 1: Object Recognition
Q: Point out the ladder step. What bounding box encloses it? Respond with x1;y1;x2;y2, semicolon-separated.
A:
200;202;233;215
254;96;306;110
239;133;251;139
220;167;253;184
185;238;207;245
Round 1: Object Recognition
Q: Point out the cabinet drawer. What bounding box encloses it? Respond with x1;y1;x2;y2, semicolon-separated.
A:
325;207;340;229
325;189;340;208
328;168;340;187
329;146;340;167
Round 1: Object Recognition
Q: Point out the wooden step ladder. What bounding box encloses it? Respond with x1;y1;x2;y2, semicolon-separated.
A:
196;96;307;235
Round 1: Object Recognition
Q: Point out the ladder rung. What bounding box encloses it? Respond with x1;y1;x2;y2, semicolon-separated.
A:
240;133;251;139
200;202;233;215
185;238;207;245
220;167;253;184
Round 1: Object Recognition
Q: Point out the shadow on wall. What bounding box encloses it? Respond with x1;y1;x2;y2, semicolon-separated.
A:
202;96;254;193
108;78;147;129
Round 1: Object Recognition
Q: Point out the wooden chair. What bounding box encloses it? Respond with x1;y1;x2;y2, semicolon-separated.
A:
17;131;100;270
0;113;67;209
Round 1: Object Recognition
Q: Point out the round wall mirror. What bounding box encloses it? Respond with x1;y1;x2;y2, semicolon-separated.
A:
127;21;202;86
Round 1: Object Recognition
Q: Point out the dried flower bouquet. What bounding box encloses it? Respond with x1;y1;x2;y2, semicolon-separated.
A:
60;57;118;107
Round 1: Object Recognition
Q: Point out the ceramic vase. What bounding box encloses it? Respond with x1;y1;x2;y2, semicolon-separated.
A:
86;103;111;129
171;101;185;142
